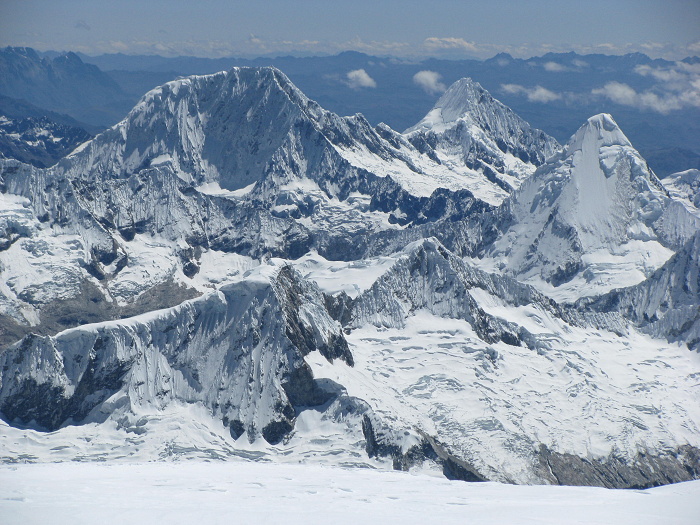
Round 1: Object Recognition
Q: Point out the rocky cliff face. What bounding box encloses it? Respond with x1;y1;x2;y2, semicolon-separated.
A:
0;265;350;444
0;115;91;168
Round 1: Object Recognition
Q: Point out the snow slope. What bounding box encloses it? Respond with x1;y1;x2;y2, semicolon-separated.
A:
2;462;699;525
309;239;700;485
5;462;700;525
484;113;700;301
405;77;560;202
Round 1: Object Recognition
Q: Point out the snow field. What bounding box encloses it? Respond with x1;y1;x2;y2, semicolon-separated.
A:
1;461;698;525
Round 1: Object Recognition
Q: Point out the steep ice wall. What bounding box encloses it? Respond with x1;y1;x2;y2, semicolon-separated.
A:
0;265;351;444
486;114;700;300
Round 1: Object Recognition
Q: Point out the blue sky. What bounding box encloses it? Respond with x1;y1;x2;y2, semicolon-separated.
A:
1;0;698;58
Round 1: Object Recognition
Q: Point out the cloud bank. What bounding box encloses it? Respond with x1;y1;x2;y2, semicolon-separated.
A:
4;33;698;61
422;37;479;54
592;62;700;113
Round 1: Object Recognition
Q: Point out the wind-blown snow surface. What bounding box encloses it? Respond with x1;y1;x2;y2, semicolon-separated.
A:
2;462;699;525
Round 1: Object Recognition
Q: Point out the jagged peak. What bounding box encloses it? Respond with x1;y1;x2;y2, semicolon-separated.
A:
431;77;494;123
566;113;632;152
405;77;510;133
129;65;314;119
60;65;330;189
1;46;41;60
400;237;451;257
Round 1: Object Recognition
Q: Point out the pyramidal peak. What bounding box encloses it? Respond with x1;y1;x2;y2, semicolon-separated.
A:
405;77;497;133
566;113;632;154
485;112;700;301
403;77;560;197
61;66;326;191
554;113;665;233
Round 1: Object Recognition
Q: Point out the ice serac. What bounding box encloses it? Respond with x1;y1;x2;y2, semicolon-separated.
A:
579;230;700;349
0;265;351;444
487;113;700;301
404;77;560;203
312;238;700;487
663;169;700;214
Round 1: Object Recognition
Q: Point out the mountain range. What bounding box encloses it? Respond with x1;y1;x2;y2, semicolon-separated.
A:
0;64;699;489
1;46;699;177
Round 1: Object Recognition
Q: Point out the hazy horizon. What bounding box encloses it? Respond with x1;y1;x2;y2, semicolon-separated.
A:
1;0;698;60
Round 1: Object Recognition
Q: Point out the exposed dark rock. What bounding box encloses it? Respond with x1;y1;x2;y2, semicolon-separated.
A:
324;291;354;327
1;355;128;431
282;362;335;408
362;415;488;481
261;419;294;445
537;444;700;489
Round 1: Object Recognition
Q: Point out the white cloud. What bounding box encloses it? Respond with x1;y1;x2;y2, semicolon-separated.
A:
571;59;589;68
501;84;561;103
528;86;562;103
590;62;700;113
346;69;376;89
543;61;566;72
634;64;684;83
592;82;639;106
413;70;446;95
591;81;690;113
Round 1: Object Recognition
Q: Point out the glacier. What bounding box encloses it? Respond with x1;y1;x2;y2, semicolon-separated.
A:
0;66;699;489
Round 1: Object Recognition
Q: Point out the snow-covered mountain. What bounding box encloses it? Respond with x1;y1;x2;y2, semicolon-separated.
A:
0;265;351;444
0;114;91;167
404;77;560;204
663;169;700;214
0;67;500;345
309;238;700;486
482;113;700;301
1;67;699;489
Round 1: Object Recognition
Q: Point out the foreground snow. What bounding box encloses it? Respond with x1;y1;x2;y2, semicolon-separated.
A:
1;461;698;525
